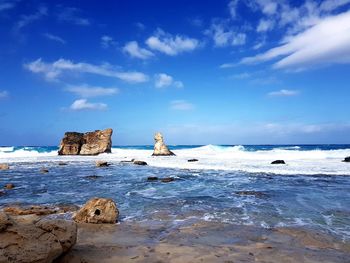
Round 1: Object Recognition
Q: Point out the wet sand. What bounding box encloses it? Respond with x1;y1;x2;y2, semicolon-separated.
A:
57;219;350;263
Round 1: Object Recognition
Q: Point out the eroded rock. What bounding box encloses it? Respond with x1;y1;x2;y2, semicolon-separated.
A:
58;128;112;156
73;197;119;224
95;161;110;167
152;132;175;156
4;183;14;189
3;205;78;216
0;213;77;263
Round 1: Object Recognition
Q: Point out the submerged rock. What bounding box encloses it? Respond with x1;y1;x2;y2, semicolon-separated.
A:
152;132;175;156
58;162;68;166
161;177;175;183
85;175;102;180
0;163;9;170
188;159;199;162
235;191;269;198
271;160;286;164
95;161;110;167
58;128;112;156
41;168;49;173
343;157;350;162
147;176;158;181
133;160;148;166
4;183;14;189
73;197;119;224
0;212;77;263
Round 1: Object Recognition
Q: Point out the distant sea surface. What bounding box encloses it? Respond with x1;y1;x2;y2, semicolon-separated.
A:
1;144;350;241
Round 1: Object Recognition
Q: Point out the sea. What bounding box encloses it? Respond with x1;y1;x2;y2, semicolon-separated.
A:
1;144;350;242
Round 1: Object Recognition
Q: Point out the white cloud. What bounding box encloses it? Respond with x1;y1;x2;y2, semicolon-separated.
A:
256;0;278;15
65;84;119;98
123;41;154;59
25;58;149;83
320;0;350;12
100;35;116;49
57;7;90;26
206;21;246;47
14;6;47;31
70;99;107;111
44;33;66;44
219;63;236;69
154;73;183;88
0;90;8;98
228;0;239;19
241;10;350;70
170;100;194;111
146;29;199;56
257;19;274;32
268;89;299;96
230;72;251;79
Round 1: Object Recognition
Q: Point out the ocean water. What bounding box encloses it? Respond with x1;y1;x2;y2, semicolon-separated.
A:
1;144;350;241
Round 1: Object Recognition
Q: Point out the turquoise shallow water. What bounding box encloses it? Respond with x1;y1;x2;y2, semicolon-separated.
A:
1;154;350;241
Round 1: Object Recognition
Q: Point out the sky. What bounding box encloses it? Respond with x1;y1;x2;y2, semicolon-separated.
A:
0;0;350;145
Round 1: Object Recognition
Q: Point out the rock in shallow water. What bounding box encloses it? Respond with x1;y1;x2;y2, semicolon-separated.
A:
95;161;110;167
4;183;14;189
58;128;112;156
133;160;148;166
161;177;175;183
73;198;119;224
0;211;77;263
188;159;199;162
342;156;350;162
152;132;175;156
0;163;9;170
271;160;286;164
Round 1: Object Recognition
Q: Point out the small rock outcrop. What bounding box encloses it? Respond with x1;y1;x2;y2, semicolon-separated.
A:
73;197;119;224
0;163;9;170
271;160;286;164
147;176;158;181
95;161;110;167
188;159;198;162
161;177;175;183
343;157;350;162
3;205;78;216
58;128;112;156
152;132;175;156
133;160;148;166
4;183;14;189
0;211;77;263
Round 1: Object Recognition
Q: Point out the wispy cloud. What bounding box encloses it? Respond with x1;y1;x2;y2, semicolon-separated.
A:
101;35;116;49
14;6;47;31
65;84;119;98
228;0;239;19
25;58;149;83
230;72;251;79
0;1;17;12
123;41;154;60
0;90;8;98
155;73;183;88
241;11;350;70
170;100;194;111
268;89;299;97
146;29;199;56
57;7;90;26
44;33;66;44
69;99;107;111
205;20;246;47
256;18;274;32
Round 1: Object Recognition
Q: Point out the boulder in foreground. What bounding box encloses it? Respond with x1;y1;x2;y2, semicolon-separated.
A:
0;163;9;170
152;132;175;156
0;211;77;263
271;160;286;164
73;197;119;224
58;128;112;156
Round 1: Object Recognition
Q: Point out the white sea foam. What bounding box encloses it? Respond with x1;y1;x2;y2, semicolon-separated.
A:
1;145;350;175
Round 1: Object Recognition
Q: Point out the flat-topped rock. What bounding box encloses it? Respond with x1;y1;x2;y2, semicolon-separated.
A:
58;128;112;156
152;132;175;156
73;197;119;224
271;160;286;164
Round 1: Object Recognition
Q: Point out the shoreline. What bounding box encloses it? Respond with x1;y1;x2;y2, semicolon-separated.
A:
58;219;350;263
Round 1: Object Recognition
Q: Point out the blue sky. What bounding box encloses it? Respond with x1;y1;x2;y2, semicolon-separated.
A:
0;0;350;145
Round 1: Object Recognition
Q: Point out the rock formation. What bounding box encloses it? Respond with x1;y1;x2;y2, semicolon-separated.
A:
0;163;9;170
343;156;350;162
95;161;110;167
152;132;175;156
0;211;77;263
58;128;112;156
73;197;119;224
133;160;148;165
271;160;286;164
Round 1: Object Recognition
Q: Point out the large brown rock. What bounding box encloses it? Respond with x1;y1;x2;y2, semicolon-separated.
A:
152;132;175;156
58;128;112;155
73;197;118;224
0;212;77;263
